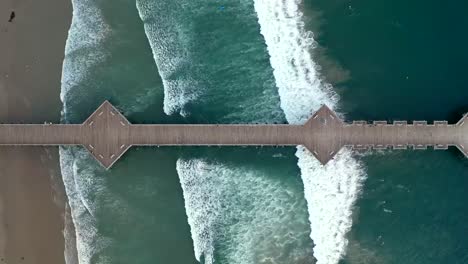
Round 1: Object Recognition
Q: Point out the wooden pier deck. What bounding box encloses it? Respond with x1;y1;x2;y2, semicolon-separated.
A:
0;101;466;168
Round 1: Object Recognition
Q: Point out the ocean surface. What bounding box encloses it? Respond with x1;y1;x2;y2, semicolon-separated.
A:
59;0;468;263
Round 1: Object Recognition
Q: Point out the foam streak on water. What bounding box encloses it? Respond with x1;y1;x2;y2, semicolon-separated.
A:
177;158;313;264
253;0;338;124
135;1;199;117
59;148;112;264
60;1;112;262
60;0;110;117
253;0;366;263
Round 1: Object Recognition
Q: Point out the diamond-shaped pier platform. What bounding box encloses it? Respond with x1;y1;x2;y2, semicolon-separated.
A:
81;101;131;169
303;105;345;164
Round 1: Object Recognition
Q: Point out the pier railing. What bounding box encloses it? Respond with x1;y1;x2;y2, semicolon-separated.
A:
0;101;466;168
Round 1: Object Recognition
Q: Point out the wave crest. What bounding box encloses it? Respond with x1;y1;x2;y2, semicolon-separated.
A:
177;158;314;264
253;0;366;263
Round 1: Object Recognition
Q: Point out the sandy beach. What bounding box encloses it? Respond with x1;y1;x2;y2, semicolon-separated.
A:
0;0;73;263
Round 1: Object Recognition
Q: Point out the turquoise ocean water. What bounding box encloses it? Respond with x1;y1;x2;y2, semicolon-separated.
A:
59;0;468;263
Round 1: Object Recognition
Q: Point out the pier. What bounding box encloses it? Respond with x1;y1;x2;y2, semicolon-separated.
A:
0;101;466;168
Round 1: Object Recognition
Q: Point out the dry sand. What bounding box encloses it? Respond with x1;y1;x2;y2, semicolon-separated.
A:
0;0;74;263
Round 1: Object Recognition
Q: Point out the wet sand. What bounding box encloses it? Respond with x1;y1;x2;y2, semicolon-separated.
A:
0;0;74;263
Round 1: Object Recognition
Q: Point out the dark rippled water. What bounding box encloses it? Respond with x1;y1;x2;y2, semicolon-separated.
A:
308;0;468;263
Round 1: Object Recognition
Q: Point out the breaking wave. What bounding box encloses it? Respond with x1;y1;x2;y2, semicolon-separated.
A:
59;1;111;263
177;158;314;264
253;0;366;263
60;0;110;118
60;0;165;262
253;0;338;124
59;147;112;264
135;1;201;117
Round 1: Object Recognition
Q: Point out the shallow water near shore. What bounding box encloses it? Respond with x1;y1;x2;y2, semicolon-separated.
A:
60;0;468;263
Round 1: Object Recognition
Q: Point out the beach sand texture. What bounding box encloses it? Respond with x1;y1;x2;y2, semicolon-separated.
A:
0;0;72;263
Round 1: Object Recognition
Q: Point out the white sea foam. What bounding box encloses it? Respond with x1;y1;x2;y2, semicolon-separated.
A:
253;0;338;125
60;0;110;115
177;158;314;264
296;148;365;263
59;1;112;263
59;148;112;264
253;0;366;263
61;0;175;262
136;1;200;117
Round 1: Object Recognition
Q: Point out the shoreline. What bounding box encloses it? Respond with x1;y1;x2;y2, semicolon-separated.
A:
0;0;74;263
